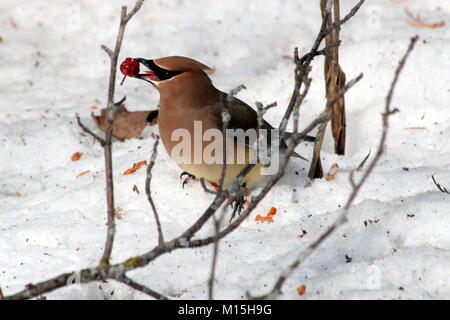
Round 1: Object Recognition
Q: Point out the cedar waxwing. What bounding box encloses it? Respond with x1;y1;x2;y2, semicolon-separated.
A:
128;56;309;189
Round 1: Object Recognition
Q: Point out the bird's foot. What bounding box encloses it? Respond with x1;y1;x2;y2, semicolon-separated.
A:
229;194;245;223
180;171;196;188
228;183;250;222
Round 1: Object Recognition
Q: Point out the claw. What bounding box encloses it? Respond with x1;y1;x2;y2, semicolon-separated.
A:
229;183;249;222
180;171;196;188
229;195;245;223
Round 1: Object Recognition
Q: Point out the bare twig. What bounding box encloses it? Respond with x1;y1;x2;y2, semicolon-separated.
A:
350;150;371;187
200;178;217;194
208;213;221;300
252;35;419;300
115;274;167;300
279;0;365;135
146;136;164;246
208;84;246;299
217;85;246;192
86;3;144;266
308;73;363;180
76;114;106;146
431;175;450;194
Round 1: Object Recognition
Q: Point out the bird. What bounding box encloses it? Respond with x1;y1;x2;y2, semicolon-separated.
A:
126;56;311;212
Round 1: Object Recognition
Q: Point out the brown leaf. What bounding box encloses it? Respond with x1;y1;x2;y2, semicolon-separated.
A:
92;104;155;141
321;0;347;156
71;152;83;161
405;8;445;29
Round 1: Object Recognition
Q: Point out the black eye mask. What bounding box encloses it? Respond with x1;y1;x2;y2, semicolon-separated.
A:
145;59;183;81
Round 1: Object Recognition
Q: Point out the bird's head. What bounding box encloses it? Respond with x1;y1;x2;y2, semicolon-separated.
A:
132;56;212;90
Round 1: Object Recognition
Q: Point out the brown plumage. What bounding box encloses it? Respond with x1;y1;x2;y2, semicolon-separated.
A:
131;56;306;187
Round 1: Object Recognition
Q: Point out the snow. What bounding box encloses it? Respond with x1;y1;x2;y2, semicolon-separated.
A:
1;0;450;299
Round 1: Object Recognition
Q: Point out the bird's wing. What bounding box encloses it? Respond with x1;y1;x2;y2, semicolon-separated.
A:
208;93;307;160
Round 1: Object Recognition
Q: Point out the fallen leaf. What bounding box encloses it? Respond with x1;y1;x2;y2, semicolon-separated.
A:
255;207;277;222
15;193;22;197
76;170;91;177
76;248;80;252
90;105;98;110
326;163;341;181
71;152;83;161
92;104;154;141
132;184;140;194
123;161;147;175
297;284;307;296
405;8;445;28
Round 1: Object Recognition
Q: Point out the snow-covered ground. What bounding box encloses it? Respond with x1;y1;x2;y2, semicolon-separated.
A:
1;0;450;299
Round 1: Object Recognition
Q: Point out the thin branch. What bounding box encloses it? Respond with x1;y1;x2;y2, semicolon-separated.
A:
350;150;371;187
293;76;312;134
307;73;363;180
115;274;167;300
76;114;106;146
146;136;164;246
252;35;419;300
95;1;143;266
217;85;246;192
431;175;450;194
279;0;365;135
125;0;145;23
200;178;217;194
101;44;113;58
208;213;221;300
208;84;246;299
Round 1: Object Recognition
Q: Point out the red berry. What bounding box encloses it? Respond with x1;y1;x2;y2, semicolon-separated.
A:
120;58;140;77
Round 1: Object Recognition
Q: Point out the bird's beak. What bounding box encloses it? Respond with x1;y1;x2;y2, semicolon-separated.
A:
134;58;160;82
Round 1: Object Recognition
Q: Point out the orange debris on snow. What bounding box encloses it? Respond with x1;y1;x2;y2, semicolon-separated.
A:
71;152;83;161
405;8;445;29
325;163;341;181
297;284;307;296
123;160;147;175
76;170;91;177
255;207;277;222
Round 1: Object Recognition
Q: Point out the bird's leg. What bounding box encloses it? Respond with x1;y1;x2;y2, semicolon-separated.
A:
229;183;249;222
229;195;245;223
180;171;196;188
